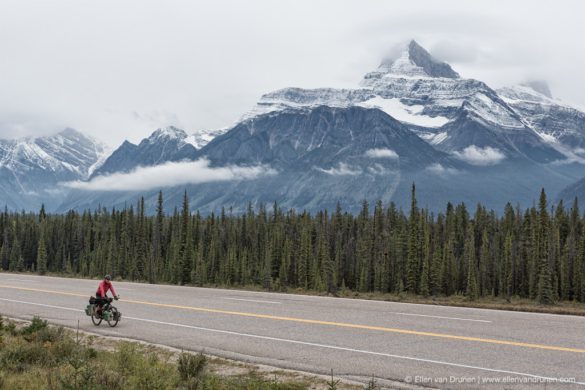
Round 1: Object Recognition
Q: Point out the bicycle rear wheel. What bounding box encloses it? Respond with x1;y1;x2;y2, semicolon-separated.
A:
91;308;102;326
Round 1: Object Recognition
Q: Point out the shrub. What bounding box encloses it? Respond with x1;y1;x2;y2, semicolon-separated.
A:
115;342;140;377
0;339;52;371
36;325;65;343
21;316;48;335
177;352;207;382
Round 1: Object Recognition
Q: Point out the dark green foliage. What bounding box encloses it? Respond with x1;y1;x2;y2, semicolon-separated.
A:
178;352;207;386
464;224;479;300
37;232;48;275
20;316;48;335
1;189;585;303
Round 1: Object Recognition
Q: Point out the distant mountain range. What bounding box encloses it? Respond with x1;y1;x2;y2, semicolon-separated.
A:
0;128;106;211
3;40;585;213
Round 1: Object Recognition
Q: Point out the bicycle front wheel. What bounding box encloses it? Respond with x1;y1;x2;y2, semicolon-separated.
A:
107;306;120;327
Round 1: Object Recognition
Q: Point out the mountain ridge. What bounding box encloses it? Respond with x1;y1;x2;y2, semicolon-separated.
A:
2;40;585;213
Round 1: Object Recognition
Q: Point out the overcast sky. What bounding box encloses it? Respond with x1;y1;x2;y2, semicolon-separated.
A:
1;0;583;147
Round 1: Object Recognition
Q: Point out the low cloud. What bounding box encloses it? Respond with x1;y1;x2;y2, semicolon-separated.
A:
316;163;362;176
63;159;276;191
364;148;399;159
425;163;459;175
453;145;506;166
367;163;389;175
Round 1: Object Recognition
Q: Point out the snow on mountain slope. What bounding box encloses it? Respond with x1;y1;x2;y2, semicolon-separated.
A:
498;83;585;151
0;128;107;210
91;126;199;177
0;128;106;179
243;40;561;166
184;128;227;149
357;96;449;127
6;39;585;214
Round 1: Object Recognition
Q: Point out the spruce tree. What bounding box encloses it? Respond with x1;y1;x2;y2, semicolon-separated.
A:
536;189;554;304
36;233;47;275
9;234;21;271
502;232;514;301
406;183;420;293
179;191;191;285
464;225;479;300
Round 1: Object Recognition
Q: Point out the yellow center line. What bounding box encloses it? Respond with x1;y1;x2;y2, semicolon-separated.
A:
2;283;584;354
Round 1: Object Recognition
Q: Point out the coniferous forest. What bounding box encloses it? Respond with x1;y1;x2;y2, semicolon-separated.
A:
1;186;585;305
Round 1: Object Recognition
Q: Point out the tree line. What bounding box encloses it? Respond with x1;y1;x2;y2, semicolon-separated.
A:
1;186;584;304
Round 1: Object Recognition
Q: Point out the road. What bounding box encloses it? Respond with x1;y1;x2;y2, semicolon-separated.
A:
0;273;584;389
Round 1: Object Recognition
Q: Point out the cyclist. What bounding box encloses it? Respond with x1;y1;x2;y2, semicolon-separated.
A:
95;275;119;316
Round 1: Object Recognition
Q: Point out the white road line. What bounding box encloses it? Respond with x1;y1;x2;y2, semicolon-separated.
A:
1;297;583;386
3;278;34;282
390;312;492;323
0;298;84;313
222;297;282;305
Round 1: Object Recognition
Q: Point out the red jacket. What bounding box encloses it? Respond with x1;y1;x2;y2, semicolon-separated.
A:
96;280;117;297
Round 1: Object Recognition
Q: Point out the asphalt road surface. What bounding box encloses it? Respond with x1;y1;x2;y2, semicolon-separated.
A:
1;273;584;389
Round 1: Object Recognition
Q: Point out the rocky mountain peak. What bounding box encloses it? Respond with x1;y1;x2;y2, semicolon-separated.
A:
148;126;188;142
521;80;552;99
373;40;459;79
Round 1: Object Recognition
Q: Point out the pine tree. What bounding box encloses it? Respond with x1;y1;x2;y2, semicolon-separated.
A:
502;232;514;301
150;190;165;284
9;234;21;271
478;230;490;296
279;237;292;287
0;236;9;271
406;183;420;293
135;197;146;280
318;231;336;294
465;225;479;300
36;232;47;275
420;257;430;297
180;191;191;285
536;189;554;304
575;224;585;302
298;226;311;289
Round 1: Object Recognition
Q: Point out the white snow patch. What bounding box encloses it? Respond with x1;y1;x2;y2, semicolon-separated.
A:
358;97;449;127
387;51;429;78
467;93;524;129
453;145;506;166
87;147;113;178
536;131;557;144
365;148;398;159
419;131;448;145
63;159;276;191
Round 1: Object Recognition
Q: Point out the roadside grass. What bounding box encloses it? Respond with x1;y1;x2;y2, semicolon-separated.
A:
330;290;585;316
0;315;364;390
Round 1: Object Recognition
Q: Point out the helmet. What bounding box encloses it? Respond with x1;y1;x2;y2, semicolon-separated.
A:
104;275;112;281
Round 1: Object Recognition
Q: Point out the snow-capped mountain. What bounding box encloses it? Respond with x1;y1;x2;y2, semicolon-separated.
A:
497;83;585;154
6;40;585;213
92;126;199;177
248;40;564;167
0;128;107;210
